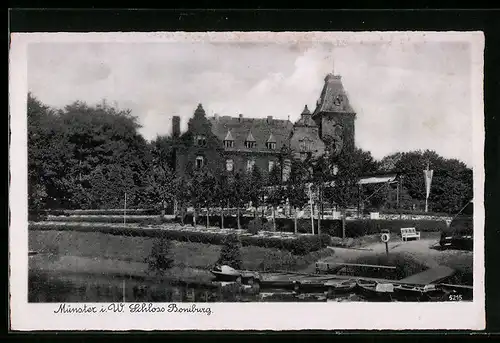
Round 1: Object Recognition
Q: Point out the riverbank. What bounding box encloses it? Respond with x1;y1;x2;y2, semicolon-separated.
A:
29;230;336;275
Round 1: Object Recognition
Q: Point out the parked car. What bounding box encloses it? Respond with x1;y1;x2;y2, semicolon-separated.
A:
440;201;473;250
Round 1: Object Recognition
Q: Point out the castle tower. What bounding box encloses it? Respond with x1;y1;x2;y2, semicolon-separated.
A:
312;66;356;155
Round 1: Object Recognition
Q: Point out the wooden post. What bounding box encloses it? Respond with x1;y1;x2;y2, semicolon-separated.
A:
122;279;126;302
318;184;322;236
309;184;314;235
123;192;127;225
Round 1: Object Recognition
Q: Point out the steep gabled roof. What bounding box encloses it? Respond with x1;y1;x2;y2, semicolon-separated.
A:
208;116;293;151
246;131;256;142
312;74;355;116
266;133;276;143
224;130;234;141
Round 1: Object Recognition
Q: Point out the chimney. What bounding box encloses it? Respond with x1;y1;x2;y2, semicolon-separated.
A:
172;116;180;138
267;115;273;123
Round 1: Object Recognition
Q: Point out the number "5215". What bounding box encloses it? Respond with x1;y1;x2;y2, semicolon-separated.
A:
448;294;463;301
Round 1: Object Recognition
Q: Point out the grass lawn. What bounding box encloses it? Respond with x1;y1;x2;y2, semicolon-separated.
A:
29;230;335;274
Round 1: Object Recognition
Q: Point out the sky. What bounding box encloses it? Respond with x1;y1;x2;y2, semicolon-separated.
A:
27;39;473;166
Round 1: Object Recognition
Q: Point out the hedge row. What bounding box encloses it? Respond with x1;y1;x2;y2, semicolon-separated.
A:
28;223;330;255
38;209;158;216
342;219;448;237
45;216;176;224
365;209;451;217
34;213;449;238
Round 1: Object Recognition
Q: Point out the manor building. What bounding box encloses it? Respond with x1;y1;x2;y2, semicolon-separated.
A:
171;70;356;179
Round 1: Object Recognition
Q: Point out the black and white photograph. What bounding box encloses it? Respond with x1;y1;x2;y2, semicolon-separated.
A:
9;31;485;330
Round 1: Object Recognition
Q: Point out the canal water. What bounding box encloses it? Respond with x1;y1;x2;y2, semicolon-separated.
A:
28;271;364;303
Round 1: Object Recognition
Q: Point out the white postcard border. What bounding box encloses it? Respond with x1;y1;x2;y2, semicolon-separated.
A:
9;31;485;331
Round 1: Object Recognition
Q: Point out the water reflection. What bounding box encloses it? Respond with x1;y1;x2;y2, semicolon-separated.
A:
29;271;308;303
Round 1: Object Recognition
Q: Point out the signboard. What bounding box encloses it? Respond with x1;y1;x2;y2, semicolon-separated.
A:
381;233;390;243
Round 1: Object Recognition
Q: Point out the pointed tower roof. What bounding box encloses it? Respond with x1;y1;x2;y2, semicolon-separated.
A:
246;131;256;142
294;104;317;127
193;103;207;118
224;130;234;141
266;132;276;143
312;72;355;116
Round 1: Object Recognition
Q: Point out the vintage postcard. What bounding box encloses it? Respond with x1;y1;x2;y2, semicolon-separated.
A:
9;31;485;330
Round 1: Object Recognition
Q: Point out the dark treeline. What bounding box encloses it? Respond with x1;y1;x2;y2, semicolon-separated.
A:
28;94;473;224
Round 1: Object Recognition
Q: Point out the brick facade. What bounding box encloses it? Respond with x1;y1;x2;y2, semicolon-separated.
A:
173;71;356;178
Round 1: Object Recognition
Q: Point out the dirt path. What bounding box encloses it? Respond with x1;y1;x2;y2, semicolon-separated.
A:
303;237;473;274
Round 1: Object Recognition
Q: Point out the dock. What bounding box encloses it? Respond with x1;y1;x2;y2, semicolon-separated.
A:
399;265;455;285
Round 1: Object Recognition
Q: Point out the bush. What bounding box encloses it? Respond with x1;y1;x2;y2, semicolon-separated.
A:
247;217;265;235
45;215;175;225
45;209;158;216
28;222;328;255
344;220;447;238
217;234;242;269
345;253;428;280
145;237;174;274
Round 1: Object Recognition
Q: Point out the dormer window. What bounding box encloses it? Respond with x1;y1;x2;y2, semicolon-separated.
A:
266;133;276;150
194;135;206;147
245;141;256;149
245;131;256;149
223;130;234;148
266;142;276;150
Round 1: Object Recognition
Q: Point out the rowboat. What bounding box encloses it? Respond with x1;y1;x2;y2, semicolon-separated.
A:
324;279;357;294
355;280;394;302
293;276;338;293
210;265;243;282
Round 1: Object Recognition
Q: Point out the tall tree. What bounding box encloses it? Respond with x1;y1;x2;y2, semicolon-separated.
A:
229;172;250;230
248;165;264;218
28;93;67;210
323;148;377;238
266;165;285;232
286;159;310;234
214;173;231;229
58;100;150;209
392;150;472;213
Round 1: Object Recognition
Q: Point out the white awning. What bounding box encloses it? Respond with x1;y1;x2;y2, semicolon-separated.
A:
358;175;397;185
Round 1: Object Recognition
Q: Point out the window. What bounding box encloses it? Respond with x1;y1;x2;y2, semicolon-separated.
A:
268;161;275;172
282;159;291;182
246;159;255;172
226;159;234;172
266;142;276;150
195;156;204;169
223;140;234;148
194;135;206;147
331;164;339;175
299;138;313;152
245;141;256;149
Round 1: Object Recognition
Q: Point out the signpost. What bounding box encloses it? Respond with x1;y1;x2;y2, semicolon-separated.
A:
381;233;390;256
123;192;127;225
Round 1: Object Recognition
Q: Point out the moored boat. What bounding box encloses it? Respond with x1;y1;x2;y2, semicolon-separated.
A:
210;265;242;282
325;279;357;294
355;280;394;302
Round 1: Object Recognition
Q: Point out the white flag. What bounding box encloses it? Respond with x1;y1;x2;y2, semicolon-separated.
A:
423;167;433;200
